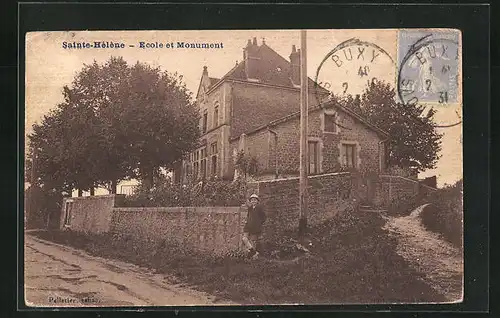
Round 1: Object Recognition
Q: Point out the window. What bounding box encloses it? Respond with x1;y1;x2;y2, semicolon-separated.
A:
193;150;200;179
342;144;357;168
210;142;217;155
211;156;217;176
210;142;218;176
63;201;73;226
192;147;210;180
213;105;219;128
200;147;207;179
184;154;191;180
202;110;208;133
308;141;319;174
324;113;337;133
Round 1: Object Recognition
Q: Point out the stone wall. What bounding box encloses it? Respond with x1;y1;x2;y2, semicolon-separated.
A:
60;195;125;234
58;172;429;255
372;175;437;208
246;172;354;241
109;206;247;255
60;196;248;254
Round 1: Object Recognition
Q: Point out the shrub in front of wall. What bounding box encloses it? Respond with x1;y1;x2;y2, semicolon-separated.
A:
420;180;463;249
202;177;247;206
387;192;422;217
123;175;247;207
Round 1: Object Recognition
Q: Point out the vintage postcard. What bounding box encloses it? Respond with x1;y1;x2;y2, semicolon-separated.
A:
24;29;463;306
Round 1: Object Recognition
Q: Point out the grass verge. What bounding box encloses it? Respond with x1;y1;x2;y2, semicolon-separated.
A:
30;210;445;304
420;180;463;249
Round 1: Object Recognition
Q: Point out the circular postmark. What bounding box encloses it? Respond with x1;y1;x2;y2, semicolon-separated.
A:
314;38;396;98
397;32;461;128
314;38;396;130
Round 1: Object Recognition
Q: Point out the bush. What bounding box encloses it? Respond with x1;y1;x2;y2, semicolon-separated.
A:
25;186;64;229
123;175;247;207
420;180;463;248
387;192;423;216
234;150;259;178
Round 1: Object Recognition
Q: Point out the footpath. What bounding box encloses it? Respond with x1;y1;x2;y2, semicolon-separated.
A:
382;204;463;303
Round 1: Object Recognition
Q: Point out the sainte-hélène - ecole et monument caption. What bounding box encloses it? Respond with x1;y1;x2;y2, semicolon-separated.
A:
61;41;225;49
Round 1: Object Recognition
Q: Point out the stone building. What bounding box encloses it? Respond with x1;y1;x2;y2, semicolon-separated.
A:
174;37;389;182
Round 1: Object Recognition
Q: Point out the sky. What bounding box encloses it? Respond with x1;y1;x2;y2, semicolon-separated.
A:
25;30;462;188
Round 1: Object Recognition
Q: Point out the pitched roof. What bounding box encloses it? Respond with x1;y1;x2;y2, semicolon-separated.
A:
208;77;220;89
207;42;329;94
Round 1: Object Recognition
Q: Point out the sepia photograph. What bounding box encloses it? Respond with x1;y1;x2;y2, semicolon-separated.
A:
24;29;463;306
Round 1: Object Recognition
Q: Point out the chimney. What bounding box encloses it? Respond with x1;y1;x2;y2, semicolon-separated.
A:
289;45;300;85
243;38;260;81
203;65;208;76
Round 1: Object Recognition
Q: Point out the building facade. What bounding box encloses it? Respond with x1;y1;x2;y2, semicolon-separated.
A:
175;37;389;182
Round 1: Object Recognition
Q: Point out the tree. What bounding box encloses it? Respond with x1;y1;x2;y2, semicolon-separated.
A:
25;184;64;229
234;150;259;180
337;80;442;173
27;56;200;194
123;62;200;188
28;92;103;194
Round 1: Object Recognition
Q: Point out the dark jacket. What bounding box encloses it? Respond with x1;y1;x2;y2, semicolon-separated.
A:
244;204;266;234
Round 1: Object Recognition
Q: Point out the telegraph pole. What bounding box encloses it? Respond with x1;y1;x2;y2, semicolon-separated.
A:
298;30;309;238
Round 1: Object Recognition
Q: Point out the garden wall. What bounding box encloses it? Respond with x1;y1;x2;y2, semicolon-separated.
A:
59;172;431;256
372;175;437;208
60;194;125;234
246;172;354;241
110;206;247;255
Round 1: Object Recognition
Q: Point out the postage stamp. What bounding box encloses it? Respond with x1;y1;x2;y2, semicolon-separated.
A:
397;29;462;128
397;29;461;105
24;29;463;307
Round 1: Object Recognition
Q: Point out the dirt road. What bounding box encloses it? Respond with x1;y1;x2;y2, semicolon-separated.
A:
382;204;463;303
24;234;233;307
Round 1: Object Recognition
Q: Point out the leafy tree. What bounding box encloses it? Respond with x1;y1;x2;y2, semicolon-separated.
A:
336;80;442;173
27;57;200;194
28;92;103;194
25;184;64;229
234;150;259;180
60;57;136;193
122;62;200;188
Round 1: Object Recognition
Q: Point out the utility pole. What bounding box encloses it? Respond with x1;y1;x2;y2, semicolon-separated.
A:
298;30;309;238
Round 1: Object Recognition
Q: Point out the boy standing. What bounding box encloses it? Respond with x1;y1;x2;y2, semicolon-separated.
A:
242;194;266;259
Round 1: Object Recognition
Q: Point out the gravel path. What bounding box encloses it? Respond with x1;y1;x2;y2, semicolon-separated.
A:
25;234;234;307
382;204;463;303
